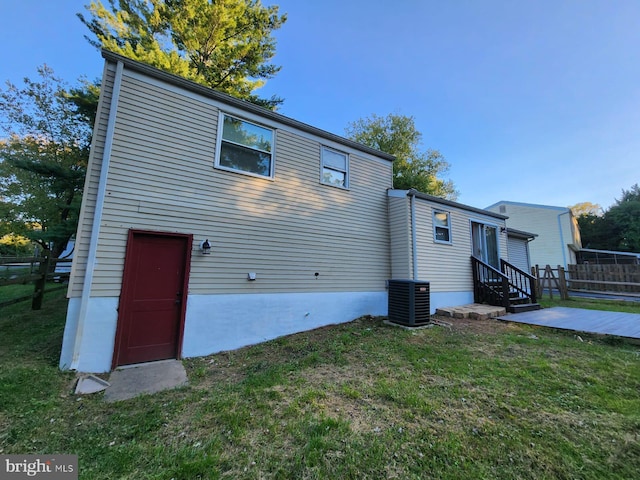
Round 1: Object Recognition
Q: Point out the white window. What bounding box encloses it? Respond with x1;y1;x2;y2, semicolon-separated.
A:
215;113;274;178
433;210;452;243
321;146;349;188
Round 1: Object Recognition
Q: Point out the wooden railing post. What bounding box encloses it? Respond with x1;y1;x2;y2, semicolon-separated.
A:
501;275;510;308
530;272;537;303
533;265;540;299
558;265;569;300
32;253;50;310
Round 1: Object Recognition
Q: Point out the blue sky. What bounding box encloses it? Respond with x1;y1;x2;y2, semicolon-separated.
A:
2;0;639;210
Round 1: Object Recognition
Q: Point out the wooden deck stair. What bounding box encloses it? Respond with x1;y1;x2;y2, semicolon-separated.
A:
471;257;541;313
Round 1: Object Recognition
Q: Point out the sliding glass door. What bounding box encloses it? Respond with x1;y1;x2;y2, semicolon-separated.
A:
471;222;499;269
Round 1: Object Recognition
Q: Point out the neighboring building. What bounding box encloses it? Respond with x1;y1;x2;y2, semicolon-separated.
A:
54;238;75;275
486;201;582;268
388;190;509;311
60;51;395;373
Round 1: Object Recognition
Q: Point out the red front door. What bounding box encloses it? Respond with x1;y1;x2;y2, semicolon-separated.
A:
113;231;191;368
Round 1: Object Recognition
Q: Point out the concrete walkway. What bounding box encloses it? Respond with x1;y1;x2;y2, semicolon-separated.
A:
498;307;640;339
103;359;188;402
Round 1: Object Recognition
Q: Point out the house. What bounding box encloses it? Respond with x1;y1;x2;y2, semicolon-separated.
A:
59;51;395;373
485;201;582;268
388;190;511;311
61;51;538;373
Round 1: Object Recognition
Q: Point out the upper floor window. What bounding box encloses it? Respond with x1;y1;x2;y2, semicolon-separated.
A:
215;113;274;178
433;210;452;243
321;146;349;188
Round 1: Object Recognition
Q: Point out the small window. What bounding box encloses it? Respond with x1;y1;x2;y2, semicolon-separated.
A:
433;210;451;243
216;113;274;178
321;146;349;188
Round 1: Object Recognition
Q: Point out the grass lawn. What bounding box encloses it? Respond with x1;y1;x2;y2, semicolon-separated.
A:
540;295;640;314
0;282;67;305
0;266;31;280
1;292;639;479
0;284;34;303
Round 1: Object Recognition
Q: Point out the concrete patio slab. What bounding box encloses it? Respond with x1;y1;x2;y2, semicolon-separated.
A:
103;359;188;402
498;307;640;339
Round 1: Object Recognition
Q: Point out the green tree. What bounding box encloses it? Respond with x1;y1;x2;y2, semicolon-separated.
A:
0;66;93;259
79;0;287;109
576;213;612;250
345;113;457;199
569;202;603;217
606;184;640;252
575;185;640;252
0;233;32;257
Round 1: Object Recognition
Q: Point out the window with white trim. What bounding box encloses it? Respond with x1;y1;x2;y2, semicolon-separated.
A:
215;113;274;178
321;146;349;188
433;210;452;243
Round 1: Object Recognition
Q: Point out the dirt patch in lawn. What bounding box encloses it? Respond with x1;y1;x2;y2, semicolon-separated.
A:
430;314;518;335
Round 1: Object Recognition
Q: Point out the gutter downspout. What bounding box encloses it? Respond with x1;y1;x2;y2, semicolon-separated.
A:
409;190;418;280
557;210;570;268
70;60;124;370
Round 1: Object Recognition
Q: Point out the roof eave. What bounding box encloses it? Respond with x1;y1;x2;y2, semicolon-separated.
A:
506;228;538;239
405;189;509;220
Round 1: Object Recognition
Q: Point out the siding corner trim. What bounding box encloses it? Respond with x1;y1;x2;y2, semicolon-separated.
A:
70;60;124;370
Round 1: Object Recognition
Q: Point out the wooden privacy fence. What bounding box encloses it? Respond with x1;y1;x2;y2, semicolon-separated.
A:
567;264;640;294
0;255;72;309
533;264;640;299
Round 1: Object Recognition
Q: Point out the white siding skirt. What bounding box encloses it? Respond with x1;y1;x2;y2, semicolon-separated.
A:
182;291;387;358
59;297;119;373
429;291;475;313
60;291;387;372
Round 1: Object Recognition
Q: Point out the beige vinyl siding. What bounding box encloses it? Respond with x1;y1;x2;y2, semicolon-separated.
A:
507;236;531;273
487;202;580;268
414;198;507;293
70;68;392;297
67;62;117;297
388;195;412;279
491;203;561;266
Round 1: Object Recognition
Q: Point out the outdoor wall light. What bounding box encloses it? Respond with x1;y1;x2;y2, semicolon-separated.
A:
200;239;212;255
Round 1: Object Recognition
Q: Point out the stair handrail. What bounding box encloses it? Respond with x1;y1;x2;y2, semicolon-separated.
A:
471;256;511;308
500;259;537;303
472;255;510;279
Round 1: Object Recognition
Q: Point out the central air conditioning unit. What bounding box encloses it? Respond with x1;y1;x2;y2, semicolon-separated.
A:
388;279;430;327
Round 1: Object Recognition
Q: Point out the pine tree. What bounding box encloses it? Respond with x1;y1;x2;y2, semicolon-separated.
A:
79;0;286;109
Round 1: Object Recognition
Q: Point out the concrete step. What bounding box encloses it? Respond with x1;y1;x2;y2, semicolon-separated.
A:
509;295;534;305
507;303;542;314
436;303;507;320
